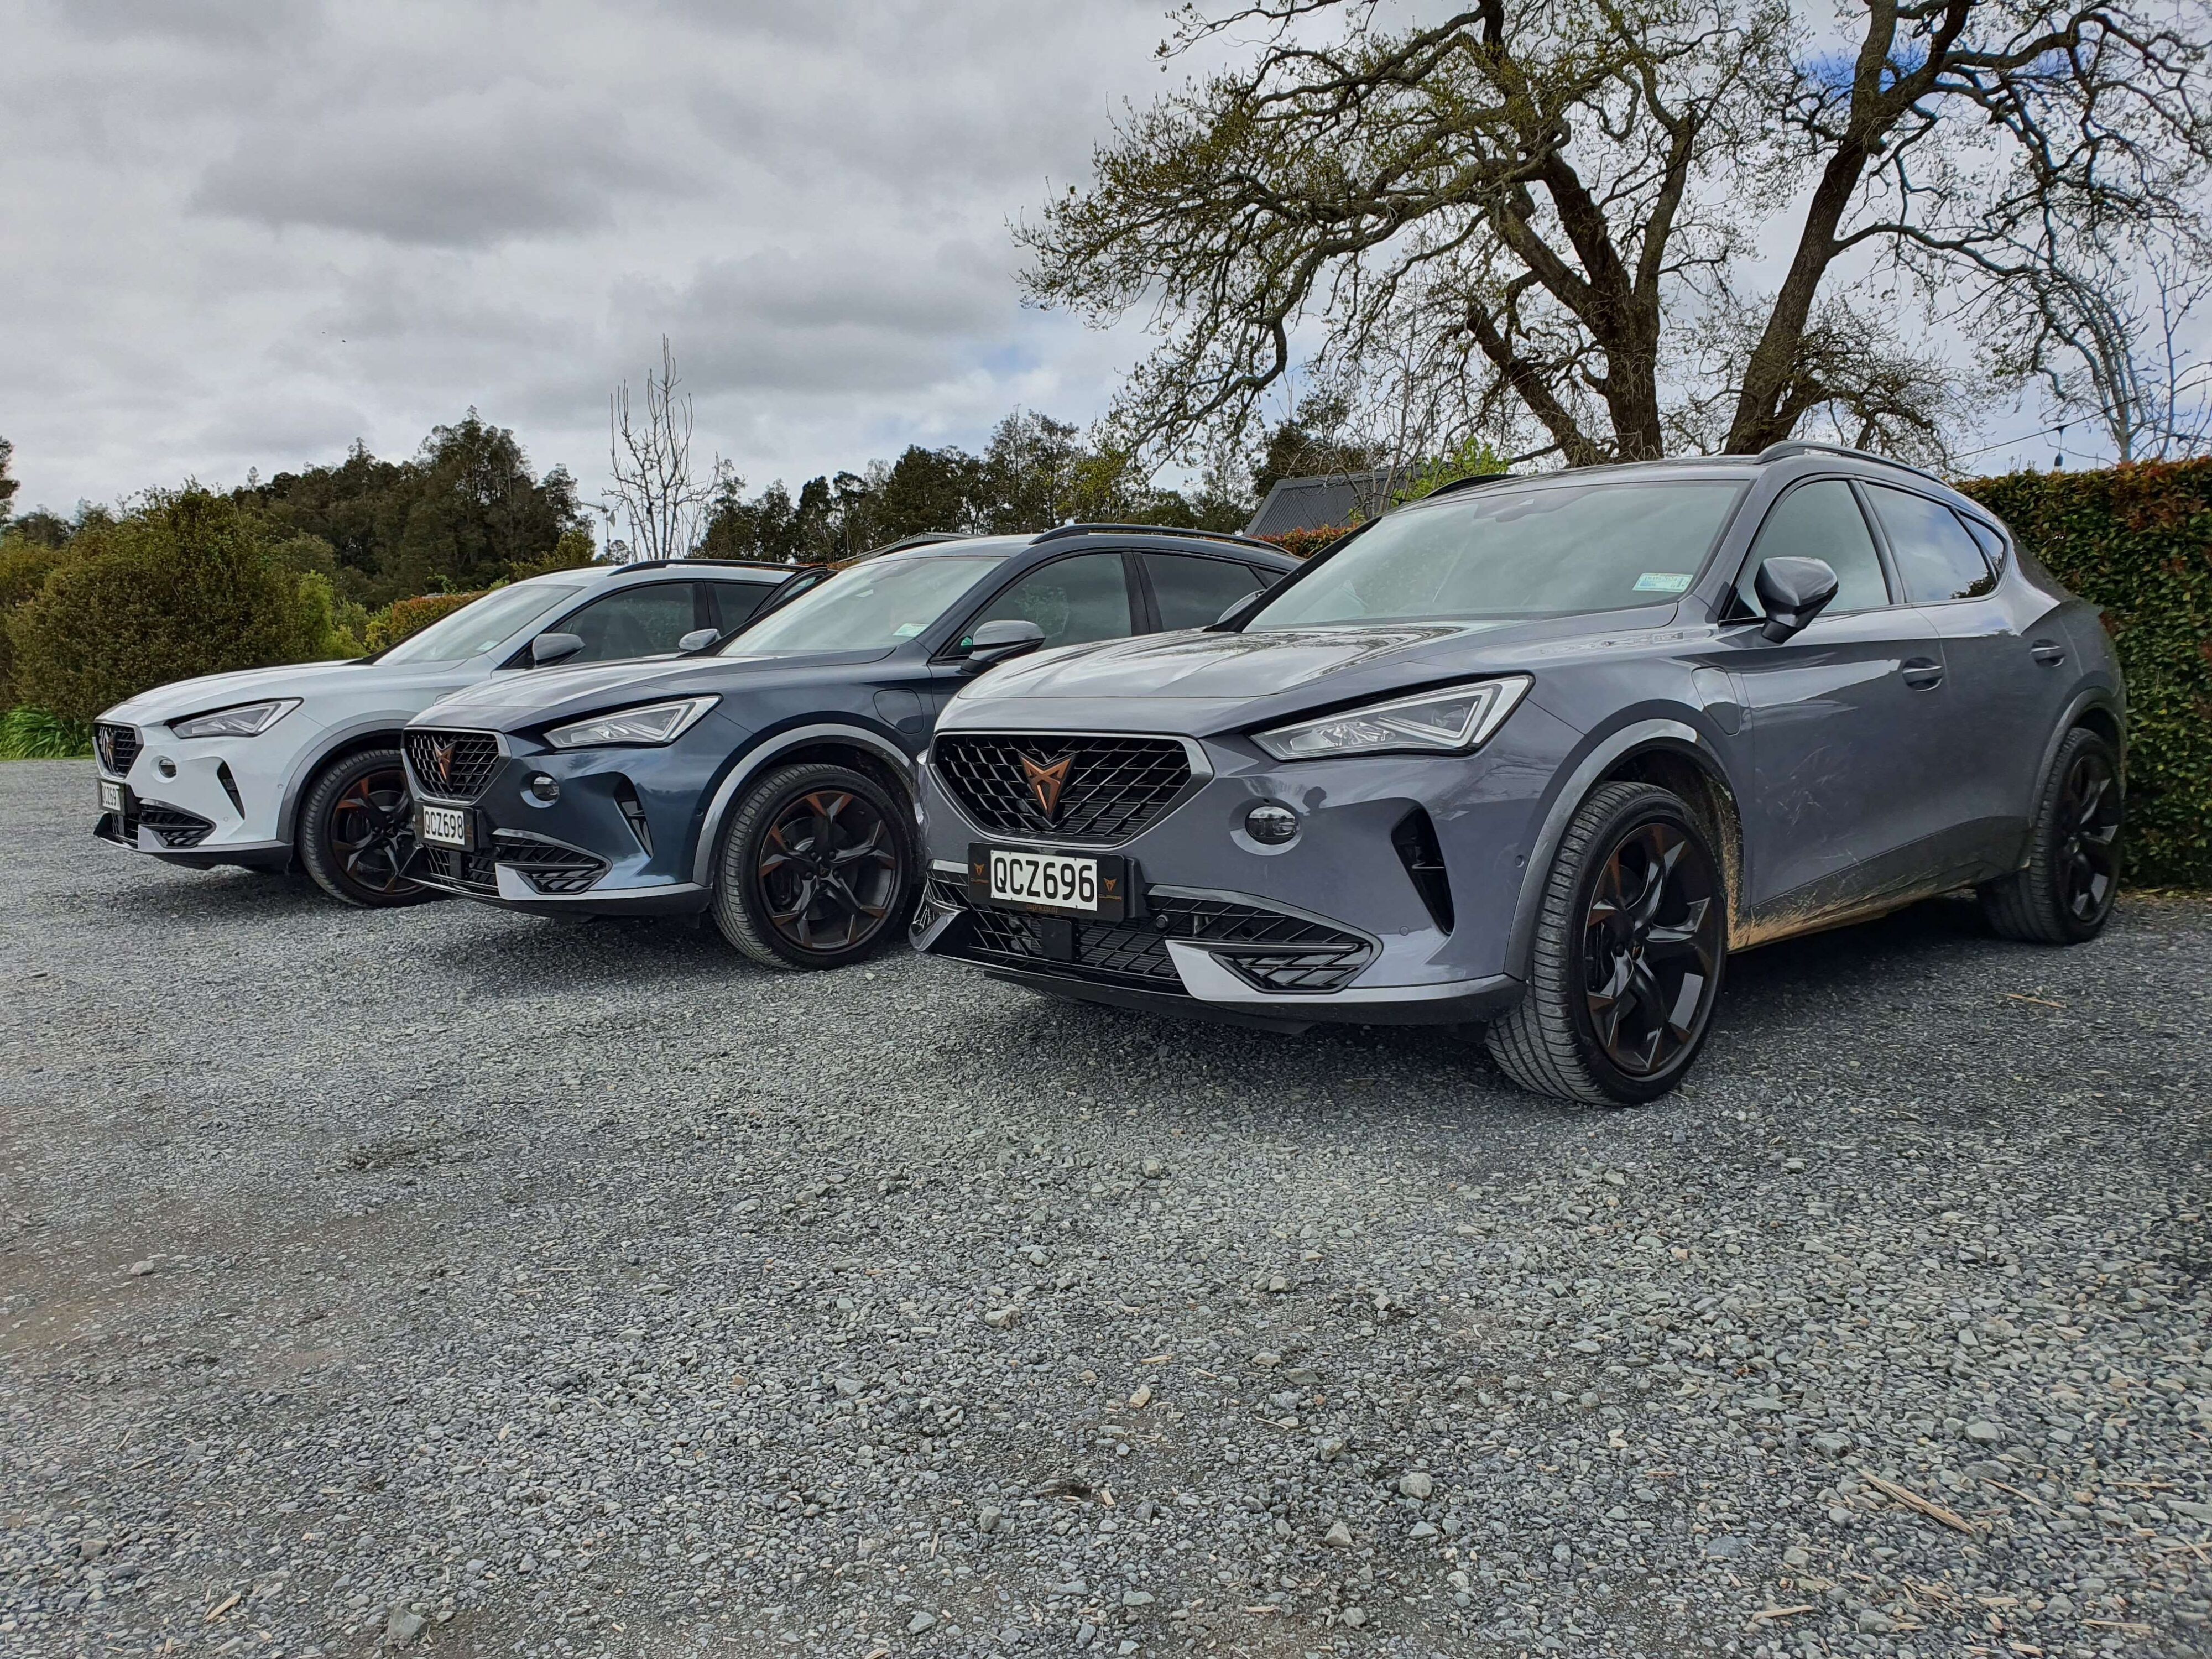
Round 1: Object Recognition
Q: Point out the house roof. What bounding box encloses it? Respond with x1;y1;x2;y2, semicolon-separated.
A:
1243;469;1396;538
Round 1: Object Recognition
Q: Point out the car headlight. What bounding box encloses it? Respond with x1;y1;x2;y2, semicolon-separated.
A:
1252;676;1531;761
170;698;300;739
544;696;719;750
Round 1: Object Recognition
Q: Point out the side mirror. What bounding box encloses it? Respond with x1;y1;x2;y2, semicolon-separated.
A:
961;618;1047;667
530;632;586;667
676;628;720;654
1753;557;1840;643
1214;590;1266;629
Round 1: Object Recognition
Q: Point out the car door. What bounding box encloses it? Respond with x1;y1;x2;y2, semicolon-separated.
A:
1860;482;2046;873
1139;551;1271;630
1715;477;1960;912
549;581;707;664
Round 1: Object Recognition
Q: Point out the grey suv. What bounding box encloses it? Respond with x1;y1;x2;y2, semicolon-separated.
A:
913;446;2124;1104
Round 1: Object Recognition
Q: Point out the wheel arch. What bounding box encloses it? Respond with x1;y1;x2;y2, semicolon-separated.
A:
1503;717;1746;982
690;722;916;886
2009;687;2127;876
276;725;415;849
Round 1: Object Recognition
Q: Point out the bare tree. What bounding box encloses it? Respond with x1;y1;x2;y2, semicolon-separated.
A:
605;338;721;561
1022;0;2212;467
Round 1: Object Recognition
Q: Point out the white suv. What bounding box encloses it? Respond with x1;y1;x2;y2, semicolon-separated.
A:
90;559;806;905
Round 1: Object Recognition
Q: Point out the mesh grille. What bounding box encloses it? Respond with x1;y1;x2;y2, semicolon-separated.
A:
405;730;503;802
95;723;141;776
135;803;215;848
932;884;1370;995
933;734;1193;843
418;843;499;895
495;838;608;895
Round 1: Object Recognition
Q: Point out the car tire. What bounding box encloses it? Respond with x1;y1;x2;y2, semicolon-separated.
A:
1980;725;2122;944
1486;782;1728;1105
712;761;916;970
296;747;435;909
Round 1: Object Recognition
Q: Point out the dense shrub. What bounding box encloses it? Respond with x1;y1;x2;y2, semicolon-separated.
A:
363;589;486;653
6;491;330;722
0;537;74;706
1963;461;2212;887
1255;525;1350;559
0;707;93;759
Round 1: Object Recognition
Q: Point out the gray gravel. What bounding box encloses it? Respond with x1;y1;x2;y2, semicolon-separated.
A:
4;755;2210;1659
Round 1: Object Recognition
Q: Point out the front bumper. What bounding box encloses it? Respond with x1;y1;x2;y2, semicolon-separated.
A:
911;725;1554;1027
401;730;717;916
90;722;293;870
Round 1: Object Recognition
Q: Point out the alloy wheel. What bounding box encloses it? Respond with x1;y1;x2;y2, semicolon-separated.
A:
1579;820;1723;1078
327;766;420;899
2056;748;2121;924
754;789;901;954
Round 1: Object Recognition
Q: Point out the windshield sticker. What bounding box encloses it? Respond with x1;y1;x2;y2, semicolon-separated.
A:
891;621;927;638
1632;571;1693;593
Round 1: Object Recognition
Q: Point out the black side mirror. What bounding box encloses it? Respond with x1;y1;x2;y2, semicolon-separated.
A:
1213;590;1266;629
1753;557;1840;643
961;618;1047;667
676;628;720;654
530;632;585;667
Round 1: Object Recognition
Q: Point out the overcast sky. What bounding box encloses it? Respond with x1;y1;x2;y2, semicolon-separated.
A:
3;0;2102;526
1;0;1222;521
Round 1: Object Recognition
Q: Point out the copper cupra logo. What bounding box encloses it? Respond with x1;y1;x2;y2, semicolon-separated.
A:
1019;753;1073;819
430;739;456;785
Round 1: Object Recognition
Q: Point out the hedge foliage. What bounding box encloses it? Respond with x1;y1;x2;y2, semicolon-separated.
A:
363;589;487;653
1962;460;2212;887
6;491;335;723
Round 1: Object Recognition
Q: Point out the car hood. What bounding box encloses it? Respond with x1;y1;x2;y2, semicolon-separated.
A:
413;647;896;732
948;609;1678;732
102;657;402;726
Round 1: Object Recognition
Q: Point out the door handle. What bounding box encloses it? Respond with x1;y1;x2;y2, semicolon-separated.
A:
1901;658;1945;691
2030;640;2067;666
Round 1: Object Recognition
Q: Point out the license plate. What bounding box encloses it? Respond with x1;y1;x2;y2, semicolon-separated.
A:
98;780;124;814
418;805;471;848
969;844;1126;919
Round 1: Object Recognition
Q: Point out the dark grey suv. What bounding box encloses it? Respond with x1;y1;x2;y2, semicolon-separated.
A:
913;445;2125;1104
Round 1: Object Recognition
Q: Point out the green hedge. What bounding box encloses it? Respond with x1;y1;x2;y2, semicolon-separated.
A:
363;589;486;653
1961;461;2212;888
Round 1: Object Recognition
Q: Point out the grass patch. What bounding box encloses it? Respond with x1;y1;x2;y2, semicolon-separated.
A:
0;707;95;760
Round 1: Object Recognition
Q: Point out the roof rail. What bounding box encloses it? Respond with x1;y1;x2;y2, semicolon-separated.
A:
1031;522;1280;551
1418;472;1519;500
863;531;971;557
615;556;792;573
1754;441;1944;485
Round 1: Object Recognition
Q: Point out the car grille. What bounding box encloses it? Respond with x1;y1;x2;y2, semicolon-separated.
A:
495;837;608;896
933;734;1194;844
928;878;1371;995
405;730;502;802
95;723;141;776
135;803;215;849
417;843;498;896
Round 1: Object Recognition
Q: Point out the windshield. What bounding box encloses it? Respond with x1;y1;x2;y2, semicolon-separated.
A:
375;583;584;665
722;555;1006;654
1251;479;1745;628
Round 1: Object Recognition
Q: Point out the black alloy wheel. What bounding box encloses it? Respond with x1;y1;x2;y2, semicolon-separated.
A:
297;747;435;908
1983;724;2123;943
1488;782;1728;1104
714;761;915;969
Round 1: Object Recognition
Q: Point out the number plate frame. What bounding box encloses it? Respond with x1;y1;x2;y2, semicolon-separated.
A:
418;804;474;849
968;844;1127;921
98;779;126;815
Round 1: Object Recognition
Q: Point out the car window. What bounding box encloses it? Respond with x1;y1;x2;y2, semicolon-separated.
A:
969;552;1134;649
1251;480;1743;627
1734;479;1890;618
710;579;776;632
1957;513;2008;570
557;583;701;664
725;554;1008;654
1864;483;1997;602
374;583;585;665
1145;552;1266;629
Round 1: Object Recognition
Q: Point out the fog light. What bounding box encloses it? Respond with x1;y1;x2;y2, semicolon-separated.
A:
155;757;178;779
527;773;560;803
1244;804;1298;846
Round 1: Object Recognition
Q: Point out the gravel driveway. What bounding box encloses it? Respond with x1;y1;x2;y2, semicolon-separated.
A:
4;757;2210;1659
